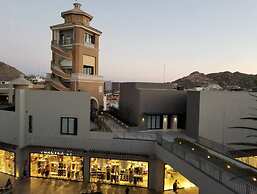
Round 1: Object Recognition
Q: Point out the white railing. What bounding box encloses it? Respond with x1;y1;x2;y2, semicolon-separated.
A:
71;73;103;81
84;43;95;48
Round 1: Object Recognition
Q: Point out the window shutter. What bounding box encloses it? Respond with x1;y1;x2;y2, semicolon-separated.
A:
91;35;95;44
74;118;78;135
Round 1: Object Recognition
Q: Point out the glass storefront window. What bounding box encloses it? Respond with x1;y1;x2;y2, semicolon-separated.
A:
236;156;257;168
90;158;148;188
164;164;199;193
30;153;84;181
0;149;15;176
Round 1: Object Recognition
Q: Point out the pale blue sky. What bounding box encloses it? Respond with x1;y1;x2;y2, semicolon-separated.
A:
1;0;257;82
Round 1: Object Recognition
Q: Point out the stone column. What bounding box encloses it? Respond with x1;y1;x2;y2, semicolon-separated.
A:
149;159;165;192
15;148;28;179
83;155;90;183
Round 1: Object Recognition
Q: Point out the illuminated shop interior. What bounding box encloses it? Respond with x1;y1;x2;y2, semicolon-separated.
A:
236;156;257;169
30;152;83;181
164;164;199;193
90;158;148;187
0;149;15;176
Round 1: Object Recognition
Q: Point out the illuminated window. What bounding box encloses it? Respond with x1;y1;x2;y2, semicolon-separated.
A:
30;153;83;181
90;158;148;188
164;164;199;193
0;149;15;176
61;117;78;135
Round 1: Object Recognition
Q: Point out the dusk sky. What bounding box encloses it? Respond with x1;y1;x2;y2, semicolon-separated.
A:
1;0;257;82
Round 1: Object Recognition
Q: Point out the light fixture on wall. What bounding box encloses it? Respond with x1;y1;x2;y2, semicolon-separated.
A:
142;117;145;122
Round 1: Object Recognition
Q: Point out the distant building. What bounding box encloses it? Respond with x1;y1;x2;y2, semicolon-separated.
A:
112;82;120;94
104;81;112;94
119;82;187;130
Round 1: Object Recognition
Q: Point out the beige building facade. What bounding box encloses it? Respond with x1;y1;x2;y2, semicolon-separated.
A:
49;2;104;107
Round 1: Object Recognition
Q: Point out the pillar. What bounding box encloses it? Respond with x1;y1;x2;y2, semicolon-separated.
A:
15;148;28;179
83;155;90;183
149;159;165;192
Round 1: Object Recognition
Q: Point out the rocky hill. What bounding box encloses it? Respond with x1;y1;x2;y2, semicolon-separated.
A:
0;61;24;81
173;71;257;90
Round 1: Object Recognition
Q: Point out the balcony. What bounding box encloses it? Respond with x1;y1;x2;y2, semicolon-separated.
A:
71;73;103;82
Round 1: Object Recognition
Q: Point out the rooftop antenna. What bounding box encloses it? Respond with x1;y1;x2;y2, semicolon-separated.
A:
163;64;166;83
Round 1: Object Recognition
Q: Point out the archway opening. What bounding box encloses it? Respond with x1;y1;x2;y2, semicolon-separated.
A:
90;98;98;122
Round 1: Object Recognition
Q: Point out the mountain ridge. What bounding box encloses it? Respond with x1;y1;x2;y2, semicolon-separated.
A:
172;71;257;89
0;61;24;81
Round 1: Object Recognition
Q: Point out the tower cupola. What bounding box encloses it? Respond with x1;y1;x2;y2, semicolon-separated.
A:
61;2;93;25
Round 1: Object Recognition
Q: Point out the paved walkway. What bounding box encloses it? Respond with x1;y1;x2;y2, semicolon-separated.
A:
0;173;197;194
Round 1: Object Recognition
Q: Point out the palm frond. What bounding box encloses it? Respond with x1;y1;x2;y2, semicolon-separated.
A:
228;142;257;147
246;135;257;138
249;93;257;98
240;117;257;121
229;127;257;132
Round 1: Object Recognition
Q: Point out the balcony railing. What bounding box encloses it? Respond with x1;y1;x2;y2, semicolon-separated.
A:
84;42;95;49
71;73;103;81
51;40;72;48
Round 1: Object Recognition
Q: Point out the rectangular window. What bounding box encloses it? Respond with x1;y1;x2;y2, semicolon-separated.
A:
61;117;78;135
147;115;162;129
85;33;95;45
90;158;149;188
29;115;33;133
83;65;94;75
0;149;15;176
60;35;72;46
30;153;83;181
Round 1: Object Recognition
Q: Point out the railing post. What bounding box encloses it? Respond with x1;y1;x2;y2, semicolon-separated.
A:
218;168;222;183
246;183;250;194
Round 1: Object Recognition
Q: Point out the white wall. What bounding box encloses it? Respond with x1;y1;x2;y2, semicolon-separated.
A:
198;91;257;150
0;110;19;145
23;90;90;149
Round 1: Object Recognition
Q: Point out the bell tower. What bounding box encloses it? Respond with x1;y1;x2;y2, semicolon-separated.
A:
49;2;104;107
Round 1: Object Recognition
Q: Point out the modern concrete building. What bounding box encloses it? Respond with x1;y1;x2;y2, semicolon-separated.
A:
186;91;257;152
0;88;256;194
48;2;104;108
119;82;187;130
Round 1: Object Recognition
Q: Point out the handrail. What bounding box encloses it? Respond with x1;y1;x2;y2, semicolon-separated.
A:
50;78;70;91
51;65;70;80
157;135;257;194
